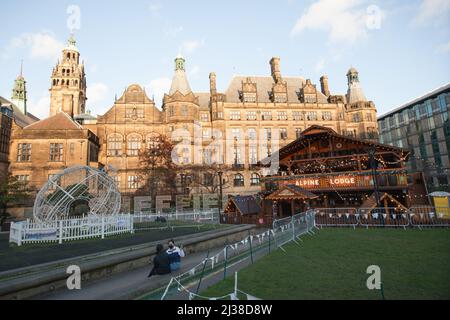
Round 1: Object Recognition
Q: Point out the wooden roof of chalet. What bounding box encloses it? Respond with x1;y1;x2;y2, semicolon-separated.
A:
224;195;261;216
271;125;409;163
266;184;318;201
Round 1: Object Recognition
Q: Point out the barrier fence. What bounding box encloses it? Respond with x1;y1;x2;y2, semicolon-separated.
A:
9;214;134;246
141;210;316;300
9;211;220;246
132;210;219;231
314;206;450;229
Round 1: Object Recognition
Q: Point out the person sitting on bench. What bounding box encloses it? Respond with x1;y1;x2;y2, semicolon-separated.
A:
148;244;171;278
166;239;185;271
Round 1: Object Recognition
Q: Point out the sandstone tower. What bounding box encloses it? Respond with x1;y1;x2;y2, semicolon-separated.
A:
49;34;87;117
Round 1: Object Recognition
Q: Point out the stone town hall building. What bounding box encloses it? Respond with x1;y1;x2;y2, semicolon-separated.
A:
2;36;378;214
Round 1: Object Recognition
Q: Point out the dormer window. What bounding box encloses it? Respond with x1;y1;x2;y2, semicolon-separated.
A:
274;93;287;103
242;92;256;103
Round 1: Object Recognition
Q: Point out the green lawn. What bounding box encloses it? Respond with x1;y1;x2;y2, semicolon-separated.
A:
201;228;450;300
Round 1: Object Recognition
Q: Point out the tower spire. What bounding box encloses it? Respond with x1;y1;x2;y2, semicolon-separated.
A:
11;61;27;114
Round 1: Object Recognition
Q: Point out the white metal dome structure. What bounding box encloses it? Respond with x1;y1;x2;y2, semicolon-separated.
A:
33;165;121;223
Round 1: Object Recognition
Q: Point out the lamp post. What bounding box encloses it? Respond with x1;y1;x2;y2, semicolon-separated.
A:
368;146;381;207
217;171;223;216
180;173;186;194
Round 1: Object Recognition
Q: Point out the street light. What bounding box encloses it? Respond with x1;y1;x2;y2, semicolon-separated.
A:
368;146;381;207
180;173;186;194
217;171;223;217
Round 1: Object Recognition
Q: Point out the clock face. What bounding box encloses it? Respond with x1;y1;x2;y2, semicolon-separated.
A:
336;143;343;149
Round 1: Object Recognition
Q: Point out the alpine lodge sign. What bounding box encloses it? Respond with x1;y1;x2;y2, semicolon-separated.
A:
284;175;359;189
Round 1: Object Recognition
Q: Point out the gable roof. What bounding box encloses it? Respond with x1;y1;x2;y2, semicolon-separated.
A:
266;184;318;201
24;112;83;130
224;195;261;215
276;125;407;162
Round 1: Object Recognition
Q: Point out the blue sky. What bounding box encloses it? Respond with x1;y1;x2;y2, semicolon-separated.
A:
0;0;449;119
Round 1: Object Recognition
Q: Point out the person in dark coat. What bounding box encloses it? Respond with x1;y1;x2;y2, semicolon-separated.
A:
148;244;171;278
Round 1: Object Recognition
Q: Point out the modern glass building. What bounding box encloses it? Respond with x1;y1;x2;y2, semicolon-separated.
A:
378;83;450;192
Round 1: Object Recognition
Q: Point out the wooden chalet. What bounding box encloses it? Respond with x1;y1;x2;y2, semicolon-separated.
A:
259;125;429;218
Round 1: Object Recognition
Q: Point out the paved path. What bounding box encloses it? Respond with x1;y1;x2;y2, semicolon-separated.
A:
33;236;275;300
33;245;227;300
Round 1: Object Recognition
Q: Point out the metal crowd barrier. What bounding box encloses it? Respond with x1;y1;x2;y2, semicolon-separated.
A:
314;208;359;229
313;206;450;229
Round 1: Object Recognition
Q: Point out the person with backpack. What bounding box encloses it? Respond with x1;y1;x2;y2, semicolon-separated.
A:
148;243;171;278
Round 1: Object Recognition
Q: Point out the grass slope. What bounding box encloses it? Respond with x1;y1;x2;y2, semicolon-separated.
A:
201;228;450;300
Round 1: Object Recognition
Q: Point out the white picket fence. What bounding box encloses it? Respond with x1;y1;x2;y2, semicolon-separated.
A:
9;214;134;246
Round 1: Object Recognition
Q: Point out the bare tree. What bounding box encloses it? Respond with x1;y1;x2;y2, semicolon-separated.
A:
138;133;179;207
181;164;232;195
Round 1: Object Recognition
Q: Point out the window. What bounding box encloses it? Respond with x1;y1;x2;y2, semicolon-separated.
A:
274;94;287;103
17;143;31;162
292;111;304;121
16;175;29;183
277;111;288;121
203;149;213;165
49;143;63;161
306;112;317;121
352;113;361;123
234;173;245;187
247;128;257;140
181;105;189;117
200;113;209;122
280;128;288;140
243;93;256;103
230;111;241;120
168;106;175;117
125;107;144;119
231;128;241;140
107;134;123;156
246;111;257;120
113;176;121;188
322;111;332;121
127;176;139;189
232;146;242;165
263;128;272;140
295;128;303;139
250;173;260;186
261;111;272;121
249;145;258;164
127;134;141;156
202;129;211;139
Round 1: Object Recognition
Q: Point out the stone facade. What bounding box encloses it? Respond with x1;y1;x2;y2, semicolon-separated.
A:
7;36;379;212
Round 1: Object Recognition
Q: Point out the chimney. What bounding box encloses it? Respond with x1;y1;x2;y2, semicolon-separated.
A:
270;57;282;83
320;75;330;97
209;72;217;96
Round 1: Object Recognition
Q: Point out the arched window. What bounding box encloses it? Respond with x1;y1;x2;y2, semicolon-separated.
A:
107;134;123;156
234;173;244;187
250;173;260;186
127;134;142;156
61;79;65;86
